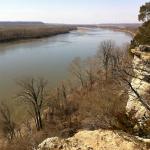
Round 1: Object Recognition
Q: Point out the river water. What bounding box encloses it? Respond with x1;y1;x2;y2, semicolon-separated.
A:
0;28;132;100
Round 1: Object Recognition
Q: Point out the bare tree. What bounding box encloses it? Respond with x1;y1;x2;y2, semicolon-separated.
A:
70;57;86;88
0;102;16;140
17;78;47;131
99;41;149;111
97;40;115;80
110;46;150;112
85;57;98;89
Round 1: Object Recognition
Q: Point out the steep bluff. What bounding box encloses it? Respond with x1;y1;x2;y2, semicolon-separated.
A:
126;45;150;135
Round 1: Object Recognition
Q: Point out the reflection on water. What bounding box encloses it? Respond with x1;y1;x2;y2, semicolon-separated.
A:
0;28;132;100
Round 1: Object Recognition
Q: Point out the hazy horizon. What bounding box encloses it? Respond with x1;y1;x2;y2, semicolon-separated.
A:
0;0;148;24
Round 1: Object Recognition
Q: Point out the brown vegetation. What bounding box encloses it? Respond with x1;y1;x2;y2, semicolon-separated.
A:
0;24;76;42
17;78;48;131
0;102;16;141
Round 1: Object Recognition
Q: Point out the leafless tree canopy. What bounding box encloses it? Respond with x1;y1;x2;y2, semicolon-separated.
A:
17;78;47;130
0;102;16;140
70;57;86;87
97;40;116;80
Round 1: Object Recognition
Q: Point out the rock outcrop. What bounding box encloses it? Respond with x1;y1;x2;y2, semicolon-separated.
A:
126;45;150;135
37;129;147;150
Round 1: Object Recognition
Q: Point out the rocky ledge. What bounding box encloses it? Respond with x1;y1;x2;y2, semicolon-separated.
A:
126;45;150;135
37;129;147;150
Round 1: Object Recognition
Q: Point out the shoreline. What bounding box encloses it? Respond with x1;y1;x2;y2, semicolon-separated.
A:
110;28;135;37
98;26;137;38
78;26;136;38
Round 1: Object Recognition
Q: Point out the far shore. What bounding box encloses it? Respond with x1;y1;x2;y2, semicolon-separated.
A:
97;24;140;37
0;25;77;44
107;28;135;37
77;26;136;37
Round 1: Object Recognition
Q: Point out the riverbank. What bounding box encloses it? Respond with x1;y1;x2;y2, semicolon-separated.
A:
111;28;136;37
0;25;76;43
98;24;140;37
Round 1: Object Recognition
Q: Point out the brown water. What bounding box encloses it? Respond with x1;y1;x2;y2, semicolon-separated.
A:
0;28;132;100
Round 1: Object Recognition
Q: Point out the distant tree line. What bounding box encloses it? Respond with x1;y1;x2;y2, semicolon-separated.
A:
0;25;76;42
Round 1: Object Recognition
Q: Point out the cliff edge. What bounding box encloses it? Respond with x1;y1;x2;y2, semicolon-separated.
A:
37;129;147;150
126;45;150;135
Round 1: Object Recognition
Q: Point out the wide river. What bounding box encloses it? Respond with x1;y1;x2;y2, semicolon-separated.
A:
0;28;132;100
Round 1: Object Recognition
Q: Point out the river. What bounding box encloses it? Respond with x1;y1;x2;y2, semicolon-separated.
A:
0;28;132;100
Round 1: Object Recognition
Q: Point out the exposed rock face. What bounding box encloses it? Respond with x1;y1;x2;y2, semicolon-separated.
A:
126;45;150;135
37;129;147;150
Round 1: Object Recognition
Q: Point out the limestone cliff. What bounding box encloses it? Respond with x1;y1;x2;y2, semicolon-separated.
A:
126;45;150;135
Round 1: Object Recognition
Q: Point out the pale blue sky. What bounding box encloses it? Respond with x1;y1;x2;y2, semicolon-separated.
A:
0;0;148;24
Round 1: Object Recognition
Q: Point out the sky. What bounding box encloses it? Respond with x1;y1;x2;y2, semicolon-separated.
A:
0;0;148;24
